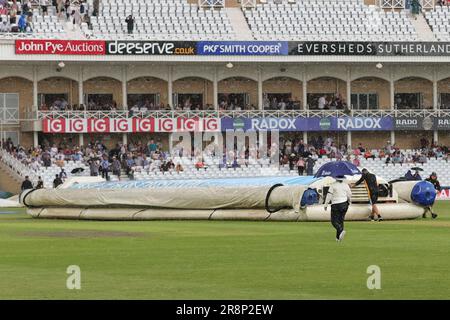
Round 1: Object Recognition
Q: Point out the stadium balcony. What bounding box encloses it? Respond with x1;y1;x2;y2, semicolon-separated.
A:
29;108;450;121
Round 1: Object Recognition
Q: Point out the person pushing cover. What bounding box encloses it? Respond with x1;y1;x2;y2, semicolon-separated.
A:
353;168;383;221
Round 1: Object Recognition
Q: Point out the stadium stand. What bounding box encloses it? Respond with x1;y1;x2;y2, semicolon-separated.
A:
2;136;449;189
425;5;450;41
86;0;235;40
243;0;418;41
1;0;448;42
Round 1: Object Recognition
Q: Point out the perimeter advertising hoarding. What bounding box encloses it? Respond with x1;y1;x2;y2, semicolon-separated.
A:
42;116;449;133
434;117;450;130
15;40;197;55
15;39;106;55
42;118;221;133
288;42;450;56
393;117;435;131
196;41;288;55
221;117;394;132
15;40;450;56
105;41;197;55
393;116;450;131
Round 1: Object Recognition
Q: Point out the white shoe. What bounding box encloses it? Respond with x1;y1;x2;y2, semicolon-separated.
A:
339;230;346;241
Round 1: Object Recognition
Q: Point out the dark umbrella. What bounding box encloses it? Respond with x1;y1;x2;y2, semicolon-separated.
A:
411;167;424;171
314;161;361;178
71;168;85;174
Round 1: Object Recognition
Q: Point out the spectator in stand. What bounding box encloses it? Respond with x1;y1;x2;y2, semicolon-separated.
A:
125;15;134;34
363;149;375;160
112;156;121;179
64;0;71;20
352;156;360;167
412;169;422;181
36;176;44;189
41;0;50;16
410;0;421;19
53;174;63;188
306;156;315;176
59;168;68;181
296;157;305;176
100;155;110;180
89;160;99;176
318;95;326;110
18;13;26;32
21;176;33;191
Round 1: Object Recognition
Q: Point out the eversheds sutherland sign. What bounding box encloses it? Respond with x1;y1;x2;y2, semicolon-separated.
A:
15;40;450;56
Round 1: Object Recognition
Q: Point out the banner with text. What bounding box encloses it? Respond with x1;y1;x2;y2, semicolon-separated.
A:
221;117;394;132
15;40;450;56
42;118;221;133
15;39;106;55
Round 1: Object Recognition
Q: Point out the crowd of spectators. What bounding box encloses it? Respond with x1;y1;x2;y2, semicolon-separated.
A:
129;102;171;115
279;135;449;174
0;0;94;34
0;0;33;33
39;98;119;111
2;133;449;186
263;97;301;111
310;93;349;111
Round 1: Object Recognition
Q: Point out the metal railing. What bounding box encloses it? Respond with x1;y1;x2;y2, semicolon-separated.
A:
198;0;225;8
33;109;450;120
241;0;257;9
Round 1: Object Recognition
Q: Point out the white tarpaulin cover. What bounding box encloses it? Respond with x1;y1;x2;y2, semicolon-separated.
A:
22;185;307;210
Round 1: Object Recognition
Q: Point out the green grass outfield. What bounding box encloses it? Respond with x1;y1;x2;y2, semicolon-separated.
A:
0;202;449;300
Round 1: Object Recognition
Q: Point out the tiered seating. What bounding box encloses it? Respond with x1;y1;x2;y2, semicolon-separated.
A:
2;147;449;189
0;3;65;39
87;0;235;40
30;7;65;35
425;5;450;41
132;157;296;181
244;0;418;41
313;154;450;187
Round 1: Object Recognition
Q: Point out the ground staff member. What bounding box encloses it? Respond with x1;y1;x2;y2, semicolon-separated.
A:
324;175;352;242
354;168;383;221
424;172;440;219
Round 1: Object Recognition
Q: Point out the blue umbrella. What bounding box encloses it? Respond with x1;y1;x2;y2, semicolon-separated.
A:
314;161;361;178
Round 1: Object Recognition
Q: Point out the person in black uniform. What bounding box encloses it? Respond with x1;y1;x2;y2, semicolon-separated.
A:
353;168;383;221
424;172;440;219
426;172;441;192
21;176;33;191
